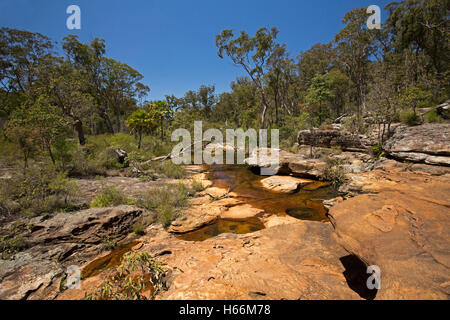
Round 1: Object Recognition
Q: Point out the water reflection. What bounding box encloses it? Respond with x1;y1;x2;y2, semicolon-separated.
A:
177;164;337;241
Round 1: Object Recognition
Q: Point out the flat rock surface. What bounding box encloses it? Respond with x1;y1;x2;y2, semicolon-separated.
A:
220;204;265;219
260;176;314;193
60;222;363;300
328;166;450;299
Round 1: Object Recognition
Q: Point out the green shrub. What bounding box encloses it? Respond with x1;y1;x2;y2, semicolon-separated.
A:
371;144;386;160
399;110;421;126
66;146;107;177
191;179;206;192
156;161;186;179
138;184;190;227
0;234;26;259
131;215;156;236
0;137;22;167
101;237;117;251
90;186;133;208
86;251;165;300
132;221;146;236
424;109;443;123
155;203;177;228
323;158;345;188
0;221;29;259
0;165;79;216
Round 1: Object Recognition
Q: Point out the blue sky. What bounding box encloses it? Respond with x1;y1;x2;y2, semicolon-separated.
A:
0;0;391;100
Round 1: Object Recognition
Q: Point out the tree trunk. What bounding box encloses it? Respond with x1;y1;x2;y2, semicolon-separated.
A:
102;110;115;134
47;144;55;165
115;105;121;133
138;130;142;150
260;91;270;129
74;119;86;145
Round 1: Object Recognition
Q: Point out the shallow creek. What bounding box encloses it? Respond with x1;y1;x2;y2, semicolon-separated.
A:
176;164;337;241
81;165;336;277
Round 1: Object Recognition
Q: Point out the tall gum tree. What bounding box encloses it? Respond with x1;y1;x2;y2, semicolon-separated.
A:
216;27;283;128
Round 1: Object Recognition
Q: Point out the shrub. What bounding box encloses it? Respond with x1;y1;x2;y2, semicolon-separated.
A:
0;165;79;216
424;109;443;123
131;215;156;236
101;237;117;251
191;179;206;192
86;251;165;300
0;234;26;259
323;158;345;188
66;146;107;177
90;186;133;208
138;184;190;228
132;221;146;236
0;221;29;259
371;144;386;160
399;110;421;126
156;161;186;179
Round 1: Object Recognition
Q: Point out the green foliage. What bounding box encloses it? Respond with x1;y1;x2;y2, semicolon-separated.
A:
86;251;165;300
5;101;70;165
0;234;26;260
155;161;186;179
126;109;156;149
399;110;421;126
138;184;191;228
371;144;386;160
66;147;107;177
191;179;206;193
424;109;443;123
90;186;133;208
0;220;31;259
0;165;79;216
306;73;334;124
399;87;433;111
386;0;449;79
322;158;345;188
101;237;117;252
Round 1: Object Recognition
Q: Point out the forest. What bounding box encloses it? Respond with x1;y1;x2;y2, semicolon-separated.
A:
1;1;448;166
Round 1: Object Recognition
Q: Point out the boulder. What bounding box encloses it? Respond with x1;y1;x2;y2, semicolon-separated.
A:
28;205;144;245
297;129;374;151
158;222;363;300
220;204;265;220
0;206;146;300
246;148;374;179
260;176;314;193
384;123;450;166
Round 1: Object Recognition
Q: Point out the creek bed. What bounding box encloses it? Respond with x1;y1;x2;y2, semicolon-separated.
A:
177;164;337;241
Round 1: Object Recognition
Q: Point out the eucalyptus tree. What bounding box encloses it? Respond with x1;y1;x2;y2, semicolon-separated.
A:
62;35;115;133
100;57;147;133
216;27;284;128
265;45;295;126
125;109;156;149
62;36;149;134
306;73;334;125
197;84;216;118
334;8;375;133
146;100;174;140
385;0;449;100
0;27;55;114
296;43;334;90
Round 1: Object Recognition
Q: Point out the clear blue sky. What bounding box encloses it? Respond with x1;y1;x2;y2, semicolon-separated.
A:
0;0;391;100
